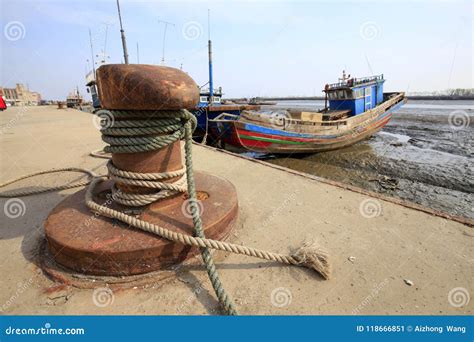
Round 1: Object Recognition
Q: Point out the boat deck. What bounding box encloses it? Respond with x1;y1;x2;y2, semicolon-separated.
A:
0;106;471;315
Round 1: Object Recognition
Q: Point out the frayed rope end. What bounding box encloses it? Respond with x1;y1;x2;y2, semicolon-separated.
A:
291;241;331;280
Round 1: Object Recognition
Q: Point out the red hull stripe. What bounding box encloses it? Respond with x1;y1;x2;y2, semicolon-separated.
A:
239;138;272;148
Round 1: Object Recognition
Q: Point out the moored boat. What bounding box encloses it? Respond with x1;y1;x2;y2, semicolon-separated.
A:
248;97;277;105
66;88;84;109
209;73;406;153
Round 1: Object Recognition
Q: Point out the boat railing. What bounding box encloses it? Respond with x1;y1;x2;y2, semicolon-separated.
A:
281;91;404;130
209;112;240;122
200;88;223;96
326;74;384;90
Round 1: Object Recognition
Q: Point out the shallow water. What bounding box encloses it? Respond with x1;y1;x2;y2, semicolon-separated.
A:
260;100;474;220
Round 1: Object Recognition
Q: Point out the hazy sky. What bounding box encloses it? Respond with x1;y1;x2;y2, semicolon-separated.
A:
1;0;472;100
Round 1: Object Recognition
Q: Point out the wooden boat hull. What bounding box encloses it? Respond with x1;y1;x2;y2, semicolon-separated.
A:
209;93;406;154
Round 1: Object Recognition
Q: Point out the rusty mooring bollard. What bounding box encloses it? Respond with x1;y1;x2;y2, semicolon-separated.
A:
97;65;196;199
44;65;238;276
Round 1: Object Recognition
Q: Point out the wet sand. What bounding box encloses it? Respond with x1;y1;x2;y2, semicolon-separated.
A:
264;100;474;220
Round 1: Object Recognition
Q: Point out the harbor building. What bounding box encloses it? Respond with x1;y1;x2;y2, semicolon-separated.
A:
0;83;42;106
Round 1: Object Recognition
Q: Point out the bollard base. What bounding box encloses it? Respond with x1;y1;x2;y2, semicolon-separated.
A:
43;171;238;276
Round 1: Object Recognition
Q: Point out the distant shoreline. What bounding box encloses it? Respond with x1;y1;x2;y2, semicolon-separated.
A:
227;95;474;101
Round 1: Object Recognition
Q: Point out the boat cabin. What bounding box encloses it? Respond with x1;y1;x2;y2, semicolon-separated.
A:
66;91;83;108
324;74;385;116
198;86;223;107
85;71;101;108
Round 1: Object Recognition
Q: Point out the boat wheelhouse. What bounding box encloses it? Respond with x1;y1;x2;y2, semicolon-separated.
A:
324;73;385;116
198;87;223;107
86;71;101;109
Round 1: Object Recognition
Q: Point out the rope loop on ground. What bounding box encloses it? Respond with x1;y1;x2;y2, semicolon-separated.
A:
0;168;97;198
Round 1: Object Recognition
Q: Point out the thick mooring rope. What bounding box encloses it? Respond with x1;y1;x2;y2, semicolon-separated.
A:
86;178;331;276
0;168;97;197
98;109;187;154
97;109;190;207
96;108;237;314
0;109;331;315
106;161;187;207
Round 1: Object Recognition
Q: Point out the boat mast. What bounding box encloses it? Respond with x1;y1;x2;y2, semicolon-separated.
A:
208;9;213;105
137;42;140;64
88;28;96;77
104;24;110;62
116;0;129;64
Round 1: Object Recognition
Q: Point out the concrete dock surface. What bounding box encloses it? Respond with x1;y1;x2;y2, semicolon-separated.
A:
0;106;472;315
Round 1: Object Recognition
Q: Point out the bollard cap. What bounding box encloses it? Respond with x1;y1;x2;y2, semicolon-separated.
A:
96;64;199;110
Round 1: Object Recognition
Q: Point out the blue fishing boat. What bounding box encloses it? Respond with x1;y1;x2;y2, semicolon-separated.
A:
209;73;406;153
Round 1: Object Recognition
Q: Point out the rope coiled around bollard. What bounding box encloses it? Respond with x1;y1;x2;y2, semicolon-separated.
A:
96;108;238;314
97;109;191;154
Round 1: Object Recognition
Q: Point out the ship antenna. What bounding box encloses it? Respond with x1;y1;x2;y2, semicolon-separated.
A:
96;23;112;65
208;8;211;41
365;54;374;76
88;28;96;77
158;19;175;65
116;0;129;64
104;24;109;62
